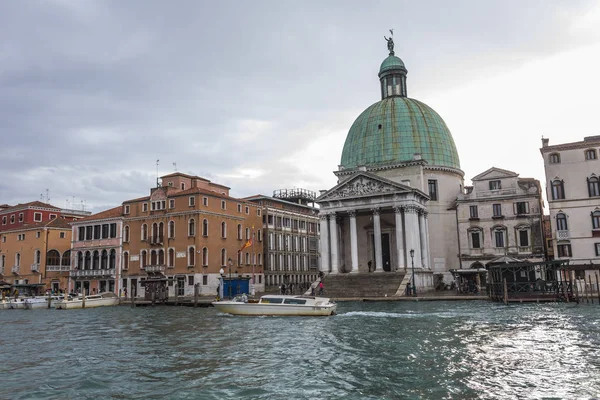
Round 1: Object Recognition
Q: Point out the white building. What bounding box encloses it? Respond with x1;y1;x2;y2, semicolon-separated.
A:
456;167;545;271
541;136;600;277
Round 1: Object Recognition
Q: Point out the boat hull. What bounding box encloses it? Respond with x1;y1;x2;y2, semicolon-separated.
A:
55;298;119;309
212;302;337;316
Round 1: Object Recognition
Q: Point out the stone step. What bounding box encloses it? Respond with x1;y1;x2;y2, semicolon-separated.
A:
318;272;406;298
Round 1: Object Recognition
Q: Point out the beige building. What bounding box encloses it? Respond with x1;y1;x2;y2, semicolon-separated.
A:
122;173;263;298
541;136;600;277
456;167;545;270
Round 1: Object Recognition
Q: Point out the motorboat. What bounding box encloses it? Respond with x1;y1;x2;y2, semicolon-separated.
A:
212;294;337;316
24;295;64;310
0;299;10;309
8;298;27;309
55;292;119;309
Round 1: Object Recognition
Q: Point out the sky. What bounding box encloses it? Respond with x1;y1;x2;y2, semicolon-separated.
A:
1;0;600;214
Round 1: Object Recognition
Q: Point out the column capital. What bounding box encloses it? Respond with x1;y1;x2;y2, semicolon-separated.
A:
419;209;428;217
319;214;329;221
404;204;418;213
393;206;404;214
372;207;381;216
347;210;357;218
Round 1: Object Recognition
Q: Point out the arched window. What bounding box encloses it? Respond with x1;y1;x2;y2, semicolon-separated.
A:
468;228;483;249
109;249;116;269
556;213;568;231
238;251;242;267
245;227;250;240
168;221;175;238
549;153;560;164
123;252;129;270
158;249;165;265
150;250;157;265
585;149;597;160
141;224;148;241
61;250;71;266
188;247;195;267
221;248;226;266
77;251;83;269
551;180;565;200
92;250;100;269
158;222;164;242
258;253;262;266
202;247;208;266
101;250;108;269
588;176;600;197
46;249;60;266
188;219;195;236
84;251;91;270
245;252;250;265
141;250;147;268
237;224;242;240
221;221;227;238
34;250;41;265
202;219;208;236
592;210;600;230
152;223;158;242
15;253;21;267
124;226;130;242
168;248;175;267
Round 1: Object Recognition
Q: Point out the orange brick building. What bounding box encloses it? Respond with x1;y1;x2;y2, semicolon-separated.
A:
122;173;263;298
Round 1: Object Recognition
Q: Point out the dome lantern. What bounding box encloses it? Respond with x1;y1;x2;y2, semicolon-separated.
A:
379;33;407;99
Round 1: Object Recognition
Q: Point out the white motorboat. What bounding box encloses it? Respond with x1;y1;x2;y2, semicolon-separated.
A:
24;296;64;310
212;294;337;316
0;299;11;309
55;292;119;309
8;298;27;309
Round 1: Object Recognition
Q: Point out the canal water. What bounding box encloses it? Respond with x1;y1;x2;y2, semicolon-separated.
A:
1;301;599;399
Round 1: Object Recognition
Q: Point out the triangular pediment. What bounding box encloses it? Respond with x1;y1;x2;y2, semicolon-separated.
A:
317;172;418;202
472;167;519;181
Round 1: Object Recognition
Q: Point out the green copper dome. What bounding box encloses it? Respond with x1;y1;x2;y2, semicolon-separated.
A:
379;55;406;75
340;97;461;169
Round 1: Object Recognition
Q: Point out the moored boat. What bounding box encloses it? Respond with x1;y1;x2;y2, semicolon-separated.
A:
8;298;27;309
24;295;64;310
212;294;337;316
55;292;119;309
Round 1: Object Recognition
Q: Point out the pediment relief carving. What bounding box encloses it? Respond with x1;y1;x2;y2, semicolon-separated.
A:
321;176;401;200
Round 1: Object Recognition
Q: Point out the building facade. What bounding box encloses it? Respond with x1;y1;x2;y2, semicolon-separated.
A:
541;136;600;276
0;218;72;294
121;173;263;298
245;189;320;290
70;207;124;295
456;167;545;270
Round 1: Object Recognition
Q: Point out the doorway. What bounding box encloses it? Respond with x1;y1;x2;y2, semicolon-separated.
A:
176;277;185;296
371;233;392;271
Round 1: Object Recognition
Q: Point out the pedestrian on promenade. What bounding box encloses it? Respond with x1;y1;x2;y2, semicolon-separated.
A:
318;281;324;296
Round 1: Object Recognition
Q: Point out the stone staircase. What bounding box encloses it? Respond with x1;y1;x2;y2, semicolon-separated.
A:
315;272;407;299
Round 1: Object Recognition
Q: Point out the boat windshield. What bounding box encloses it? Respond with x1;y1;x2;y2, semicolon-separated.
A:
260;297;284;304
283;298;307;305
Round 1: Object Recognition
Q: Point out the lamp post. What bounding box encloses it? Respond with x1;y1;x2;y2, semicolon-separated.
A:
218;267;225;300
410;249;416;297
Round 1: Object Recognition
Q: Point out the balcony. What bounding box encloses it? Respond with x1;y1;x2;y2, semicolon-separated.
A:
556;230;570;240
149;236;164;246
70;268;116;278
11;265;19;274
145;265;165;274
46;265;71;272
31;263;40;273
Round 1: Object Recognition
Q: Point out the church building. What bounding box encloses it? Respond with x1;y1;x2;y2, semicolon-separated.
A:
317;37;463;292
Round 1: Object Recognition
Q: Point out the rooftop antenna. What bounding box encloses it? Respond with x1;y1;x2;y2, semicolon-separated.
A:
156;159;160;187
173;162;177;171
45;189;50;203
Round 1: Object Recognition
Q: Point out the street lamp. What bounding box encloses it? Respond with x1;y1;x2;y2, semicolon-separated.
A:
218;267;225;300
410;249;416;297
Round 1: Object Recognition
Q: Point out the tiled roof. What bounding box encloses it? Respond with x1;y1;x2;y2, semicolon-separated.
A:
45;218;72;229
0;201;60;214
0;218;71;233
74;206;122;223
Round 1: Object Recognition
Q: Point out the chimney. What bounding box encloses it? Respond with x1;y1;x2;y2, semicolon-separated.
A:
542;137;549;148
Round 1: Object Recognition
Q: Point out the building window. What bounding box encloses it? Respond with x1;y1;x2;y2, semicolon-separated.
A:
189;196;195;206
489;180;501;190
221;200;226;210
50;214;57;220
123;252;129;270
551;180;565;200
517;228;530;247
34;212;42;222
549;153;561;164
588;177;600;197
514;202;529;215
556;213;568;231
169;221;175;238
188;246;195;267
494;229;505;248
36;231;41;238
203;275;208;285
428;180;438;201
221;248;226;266
202;247;208;266
557;244;572;257
1;216;5;225
595;243;600;256
585;149;597;160
245;206;249;214
124;205;130;214
469;205;478;219
142;203;148;212
202;219;208;236
188;276;194;286
181;182;186;190
237;224;242;240
60;232;65;239
141;224;148;241
203;197;208;206
257;209;261;217
470;230;482;249
221;221;227;238
169;199;175;209
168;248;175;268
592;210;600;229
188;219;196;236
492;204;502;217
18;213;23;222
124;226;130;242
237;204;242;213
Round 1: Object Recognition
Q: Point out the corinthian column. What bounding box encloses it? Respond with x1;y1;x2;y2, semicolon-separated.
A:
405;205;422;269
419;210;428;269
329;214;339;275
394;206;405;271
373;208;383;272
319;214;329;273
349;210;359;273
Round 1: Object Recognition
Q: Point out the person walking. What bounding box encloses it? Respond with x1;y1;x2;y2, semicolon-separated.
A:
318;281;324;296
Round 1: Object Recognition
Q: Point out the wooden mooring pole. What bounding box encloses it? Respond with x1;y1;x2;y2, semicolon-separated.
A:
131;295;135;308
503;278;508;305
588;275;594;304
596;272;600;304
194;284;199;307
47;291;52;309
582;278;589;304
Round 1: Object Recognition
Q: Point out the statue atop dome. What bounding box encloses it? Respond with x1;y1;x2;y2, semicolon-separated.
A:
384;29;394;55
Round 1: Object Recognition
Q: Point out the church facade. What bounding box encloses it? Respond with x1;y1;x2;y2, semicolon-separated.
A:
317;38;464;291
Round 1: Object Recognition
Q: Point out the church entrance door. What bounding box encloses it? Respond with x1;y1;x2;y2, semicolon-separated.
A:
382;234;391;271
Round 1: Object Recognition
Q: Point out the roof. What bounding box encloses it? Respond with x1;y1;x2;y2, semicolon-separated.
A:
0;201;60;214
0;217;71;233
379;55;406;75
74;206;122;223
340;97;461;170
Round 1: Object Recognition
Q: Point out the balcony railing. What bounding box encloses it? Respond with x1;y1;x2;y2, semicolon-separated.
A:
70;268;116;278
145;265;166;274
47;265;71;272
556;230;570;240
31;263;40;272
11;265;19;274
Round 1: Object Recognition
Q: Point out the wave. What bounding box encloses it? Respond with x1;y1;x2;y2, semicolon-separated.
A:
339;311;416;318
